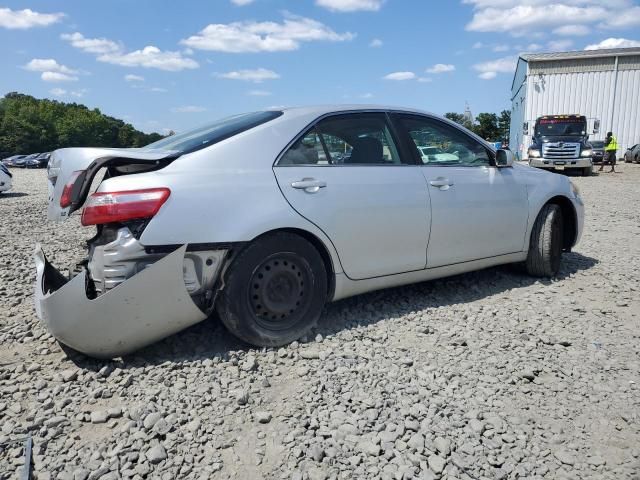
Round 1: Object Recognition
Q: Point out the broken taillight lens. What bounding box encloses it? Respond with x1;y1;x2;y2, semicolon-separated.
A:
81;188;171;226
59;170;84;208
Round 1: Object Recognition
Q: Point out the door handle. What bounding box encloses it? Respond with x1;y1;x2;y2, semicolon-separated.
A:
291;178;327;193
429;178;454;190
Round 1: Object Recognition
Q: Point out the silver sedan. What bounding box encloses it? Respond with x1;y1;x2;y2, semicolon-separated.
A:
35;105;584;358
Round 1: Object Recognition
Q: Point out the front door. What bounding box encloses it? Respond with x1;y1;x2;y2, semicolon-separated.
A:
274;113;431;280
393;114;529;268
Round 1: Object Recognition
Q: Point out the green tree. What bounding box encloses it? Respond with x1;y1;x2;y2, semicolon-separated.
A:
473;113;500;141
0;92;165;155
444;112;474;131
498;110;511;141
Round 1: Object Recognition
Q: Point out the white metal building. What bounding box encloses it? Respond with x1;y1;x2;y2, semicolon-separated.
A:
510;47;640;160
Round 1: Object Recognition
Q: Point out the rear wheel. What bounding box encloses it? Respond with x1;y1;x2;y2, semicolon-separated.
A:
216;232;327;347
526;204;563;278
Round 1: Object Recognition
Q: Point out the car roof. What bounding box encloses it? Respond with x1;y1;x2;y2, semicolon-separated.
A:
272;104;436;118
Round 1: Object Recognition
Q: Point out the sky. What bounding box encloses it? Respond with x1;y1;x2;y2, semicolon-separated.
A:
1;0;639;134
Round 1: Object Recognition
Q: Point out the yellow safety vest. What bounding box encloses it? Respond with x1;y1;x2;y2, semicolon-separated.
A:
605;136;618;151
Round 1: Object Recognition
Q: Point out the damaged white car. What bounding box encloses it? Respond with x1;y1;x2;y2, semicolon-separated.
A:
35;106;584;358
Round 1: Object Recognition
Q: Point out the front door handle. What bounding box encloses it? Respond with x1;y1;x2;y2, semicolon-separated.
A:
291;178;327;193
429;177;454;190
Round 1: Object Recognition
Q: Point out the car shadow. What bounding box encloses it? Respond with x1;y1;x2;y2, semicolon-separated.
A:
64;251;598;370
0;192;28;198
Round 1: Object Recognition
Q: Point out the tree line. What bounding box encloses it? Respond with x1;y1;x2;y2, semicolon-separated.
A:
444;110;511;143
0;92;164;157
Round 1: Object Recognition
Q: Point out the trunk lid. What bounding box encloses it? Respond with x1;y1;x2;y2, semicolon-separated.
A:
47;147;179;221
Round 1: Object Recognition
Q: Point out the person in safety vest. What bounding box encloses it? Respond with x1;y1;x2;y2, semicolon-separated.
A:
599;131;618;173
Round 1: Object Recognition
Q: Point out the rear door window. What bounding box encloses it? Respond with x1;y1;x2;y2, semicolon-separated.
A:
278;113;406;166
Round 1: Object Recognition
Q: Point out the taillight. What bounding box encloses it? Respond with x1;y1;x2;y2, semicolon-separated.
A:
81;188;171;226
60;170;84;208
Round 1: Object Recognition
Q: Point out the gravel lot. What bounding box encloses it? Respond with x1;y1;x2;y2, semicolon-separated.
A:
1;165;639;480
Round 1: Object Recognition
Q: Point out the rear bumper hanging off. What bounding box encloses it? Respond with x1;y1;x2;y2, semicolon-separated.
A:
34;244;208;358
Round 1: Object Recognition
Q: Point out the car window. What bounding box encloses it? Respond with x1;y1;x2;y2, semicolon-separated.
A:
397;115;492;167
278;113;404;166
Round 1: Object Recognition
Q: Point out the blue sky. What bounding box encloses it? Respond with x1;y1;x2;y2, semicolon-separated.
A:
1;0;639;134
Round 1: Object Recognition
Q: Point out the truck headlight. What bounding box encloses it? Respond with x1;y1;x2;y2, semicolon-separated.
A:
581;149;593;157
528;148;541;158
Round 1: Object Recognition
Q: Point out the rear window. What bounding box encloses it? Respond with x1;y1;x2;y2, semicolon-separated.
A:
142;111;283;154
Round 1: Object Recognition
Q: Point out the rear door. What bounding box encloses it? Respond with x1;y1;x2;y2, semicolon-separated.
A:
392;114;529;268
273;112;431;280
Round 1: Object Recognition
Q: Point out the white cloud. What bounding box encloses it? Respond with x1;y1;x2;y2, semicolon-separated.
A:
585;37;640;50
472;42;485;49
417;77;433;83
150;87;168;92
602;6;640;29
49;88;86;97
369;38;383;48
493;44;510;52
553;24;590;36
0;7;64;29
479;72;497;80
248;90;272;96
124;74;145;82
472;56;516;79
181;14;354;53
25;59;80;82
217;68;280;82
425;63;455;74
316;0;384;12
231;0;255;5
466;3;604;36
63;32;199;71
172;105;207;113
383;71;416;81
41;71;79;82
61;32;121;54
99;46;199;71
525;43;543;51
24;58;77;75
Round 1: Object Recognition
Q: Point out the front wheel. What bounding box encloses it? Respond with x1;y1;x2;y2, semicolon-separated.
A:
526;204;564;278
216;232;328;347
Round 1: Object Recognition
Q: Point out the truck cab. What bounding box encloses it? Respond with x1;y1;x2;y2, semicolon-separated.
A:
525;115;597;176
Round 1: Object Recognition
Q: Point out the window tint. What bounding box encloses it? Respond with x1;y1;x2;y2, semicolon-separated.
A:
142;111;283;154
278;113;404;166
399;116;492;167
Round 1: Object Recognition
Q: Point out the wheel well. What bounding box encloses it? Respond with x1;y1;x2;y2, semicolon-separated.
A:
250;228;336;301
545;196;577;251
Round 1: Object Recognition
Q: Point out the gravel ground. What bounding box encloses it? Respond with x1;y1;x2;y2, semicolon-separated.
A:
1;165;639;480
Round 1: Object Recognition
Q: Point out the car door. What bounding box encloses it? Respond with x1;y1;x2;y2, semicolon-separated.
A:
273;112;431;280
392;114;529;268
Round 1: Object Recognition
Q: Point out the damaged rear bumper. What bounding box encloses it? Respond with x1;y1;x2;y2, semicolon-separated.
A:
34;244;214;359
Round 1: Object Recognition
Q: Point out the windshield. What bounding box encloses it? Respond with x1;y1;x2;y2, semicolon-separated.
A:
535;118;586;137
590;141;604;148
142;111;283;154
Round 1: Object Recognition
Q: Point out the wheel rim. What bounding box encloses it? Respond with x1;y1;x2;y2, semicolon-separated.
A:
248;253;313;331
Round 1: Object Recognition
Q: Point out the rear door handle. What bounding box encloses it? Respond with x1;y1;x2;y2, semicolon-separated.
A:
429;178;454;190
291;178;327;193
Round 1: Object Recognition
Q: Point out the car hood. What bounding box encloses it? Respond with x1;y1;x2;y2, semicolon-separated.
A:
47;147;178;221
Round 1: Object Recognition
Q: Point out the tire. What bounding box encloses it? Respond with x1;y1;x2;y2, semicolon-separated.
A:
216;232;328;347
525;204;564;278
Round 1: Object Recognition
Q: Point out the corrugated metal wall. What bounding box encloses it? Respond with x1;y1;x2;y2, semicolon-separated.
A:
519;57;640;156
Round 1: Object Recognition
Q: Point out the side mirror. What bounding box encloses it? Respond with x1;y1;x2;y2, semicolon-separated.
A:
593;119;600;134
523;122;529;135
496;149;514;168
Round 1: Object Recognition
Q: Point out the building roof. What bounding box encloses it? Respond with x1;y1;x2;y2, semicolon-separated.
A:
520;47;640;62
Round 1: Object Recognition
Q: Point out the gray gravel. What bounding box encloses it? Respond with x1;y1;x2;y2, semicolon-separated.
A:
1;166;639;479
